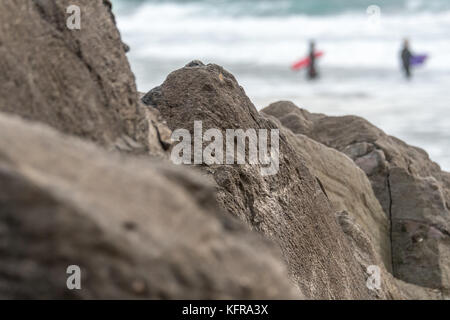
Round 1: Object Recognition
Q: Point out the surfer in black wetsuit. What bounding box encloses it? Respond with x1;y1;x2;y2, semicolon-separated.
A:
307;40;318;80
401;39;412;79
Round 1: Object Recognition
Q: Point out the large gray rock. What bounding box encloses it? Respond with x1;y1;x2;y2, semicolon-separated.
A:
261;113;392;273
0;0;151;152
260;113;410;299
263;101;450;294
143;62;383;299
335;210;442;299
0;112;298;299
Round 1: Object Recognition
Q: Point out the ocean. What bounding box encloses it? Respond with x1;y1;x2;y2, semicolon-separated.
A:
111;0;450;170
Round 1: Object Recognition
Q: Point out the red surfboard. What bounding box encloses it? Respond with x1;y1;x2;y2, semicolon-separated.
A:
291;51;324;71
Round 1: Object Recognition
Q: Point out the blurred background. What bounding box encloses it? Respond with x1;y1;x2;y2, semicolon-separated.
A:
111;0;450;170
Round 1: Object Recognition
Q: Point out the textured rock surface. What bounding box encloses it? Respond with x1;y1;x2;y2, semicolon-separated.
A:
138;93;173;157
262;113;392;272
143;61;385;299
263;101;450;293
2;0;447;299
334;210;402;299
0;0;149;151
334;210;443;299
0;112;298;299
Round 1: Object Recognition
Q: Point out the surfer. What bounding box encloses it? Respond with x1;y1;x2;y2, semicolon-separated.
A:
401;39;412;79
307;40;319;80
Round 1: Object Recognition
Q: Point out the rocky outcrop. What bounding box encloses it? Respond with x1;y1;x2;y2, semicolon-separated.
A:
263;101;450;294
2;0;447;300
0;1;296;299
0;111;298;299
259;113;412;299
0;0;149;151
262;113;392;272
143;61;392;299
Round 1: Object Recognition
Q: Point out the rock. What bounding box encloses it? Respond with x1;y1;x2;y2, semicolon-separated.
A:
261;114;392;272
390;168;450;290
343;142;374;160
354;150;387;176
143;61;383;299
396;279;445;300
3;0;446;299
334;211;403;299
263;100;450;293
145;107;173;155
0;0;149;152
0;112;298;299
123;42;131;53
185;60;206;68
335;210;445;299
260;101;323;136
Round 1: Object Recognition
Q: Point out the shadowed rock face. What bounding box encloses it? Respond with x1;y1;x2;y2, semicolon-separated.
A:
0;0;148;151
0;112;298;299
263;101;450;294
143;62;381;299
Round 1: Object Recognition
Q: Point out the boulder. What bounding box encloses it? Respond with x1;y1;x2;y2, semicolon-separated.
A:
263;101;450;293
335;210;442;299
0;0;150;152
261;113;392;272
0;112;298;299
143;61;383;299
261;113;410;299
